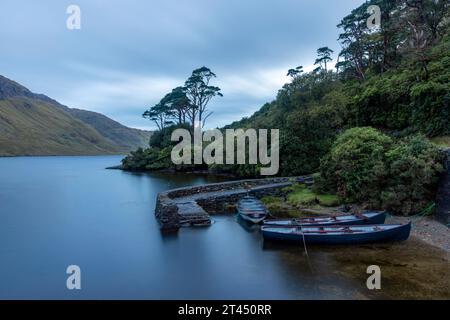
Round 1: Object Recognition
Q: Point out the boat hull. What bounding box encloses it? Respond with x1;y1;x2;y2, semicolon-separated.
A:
261;223;411;245
264;212;386;228
237;196;268;224
239;213;267;224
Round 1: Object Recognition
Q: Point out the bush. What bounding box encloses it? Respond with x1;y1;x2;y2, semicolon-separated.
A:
121;147;173;171
317;127;392;206
381;136;444;215
150;123;191;149
316;127;444;215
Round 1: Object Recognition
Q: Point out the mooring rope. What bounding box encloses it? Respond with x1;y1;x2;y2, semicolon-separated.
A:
300;227;314;273
384;202;436;228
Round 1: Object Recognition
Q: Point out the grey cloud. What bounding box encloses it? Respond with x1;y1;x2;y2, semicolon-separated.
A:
0;0;364;130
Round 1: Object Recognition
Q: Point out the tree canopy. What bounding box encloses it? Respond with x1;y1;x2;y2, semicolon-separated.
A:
143;67;222;131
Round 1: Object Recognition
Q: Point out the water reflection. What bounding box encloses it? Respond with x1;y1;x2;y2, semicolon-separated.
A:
235;214;261;233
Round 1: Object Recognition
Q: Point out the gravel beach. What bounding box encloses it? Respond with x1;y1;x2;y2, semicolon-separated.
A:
387;215;450;252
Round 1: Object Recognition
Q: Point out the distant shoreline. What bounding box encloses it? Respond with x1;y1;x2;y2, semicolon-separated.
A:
0;153;128;158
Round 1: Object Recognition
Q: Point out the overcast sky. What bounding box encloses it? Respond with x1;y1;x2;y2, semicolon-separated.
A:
0;0;363;130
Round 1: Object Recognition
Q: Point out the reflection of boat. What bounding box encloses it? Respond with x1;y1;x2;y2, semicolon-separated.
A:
236;214;261;233
237;196;268;224
261;223;411;245
264;212;386;228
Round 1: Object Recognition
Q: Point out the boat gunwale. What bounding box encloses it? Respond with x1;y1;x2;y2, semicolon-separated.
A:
263;212;386;227
261;223;411;236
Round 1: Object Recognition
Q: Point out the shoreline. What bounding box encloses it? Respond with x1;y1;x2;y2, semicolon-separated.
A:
387;215;450;253
154;176;449;253
115;166;242;179
267;202;450;253
0;153;127;158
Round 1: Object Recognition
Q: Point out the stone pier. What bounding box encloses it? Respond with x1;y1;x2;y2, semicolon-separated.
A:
155;176;312;230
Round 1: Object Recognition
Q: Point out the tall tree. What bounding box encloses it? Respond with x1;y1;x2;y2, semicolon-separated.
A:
337;4;371;80
287;66;303;78
143;101;174;130
401;0;450;78
183;67;223;129
160;87;190;125
314;47;334;71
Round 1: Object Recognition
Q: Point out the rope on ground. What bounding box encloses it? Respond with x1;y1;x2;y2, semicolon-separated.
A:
409;203;436;226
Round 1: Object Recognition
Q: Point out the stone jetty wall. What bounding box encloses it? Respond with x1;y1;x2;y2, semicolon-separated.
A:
155;176;312;230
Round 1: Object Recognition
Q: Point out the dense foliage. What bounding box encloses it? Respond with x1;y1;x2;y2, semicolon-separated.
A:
123;0;449;214
382;135;445;215
225;0;449;177
315;127;393;205
316;128;444;215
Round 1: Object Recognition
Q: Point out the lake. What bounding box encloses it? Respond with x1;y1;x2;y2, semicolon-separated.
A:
0;156;448;299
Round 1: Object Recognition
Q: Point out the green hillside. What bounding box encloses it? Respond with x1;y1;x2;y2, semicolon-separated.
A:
0;75;152;156
225;0;450;177
68;109;151;152
0;97;122;156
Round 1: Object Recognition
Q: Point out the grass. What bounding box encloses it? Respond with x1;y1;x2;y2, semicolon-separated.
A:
261;184;341;218
430;136;450;148
277;183;341;207
261;196;282;205
287;186;317;205
316;194;341;207
287;184;340;207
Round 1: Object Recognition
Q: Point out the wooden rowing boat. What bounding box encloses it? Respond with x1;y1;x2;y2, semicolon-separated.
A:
263;212;386;227
237;196;269;224
261;223;411;245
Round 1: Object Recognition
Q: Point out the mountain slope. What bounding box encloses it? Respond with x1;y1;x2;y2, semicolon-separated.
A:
0;75;151;156
68;109;151;151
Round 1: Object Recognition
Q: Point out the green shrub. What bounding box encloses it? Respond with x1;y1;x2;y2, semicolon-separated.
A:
317;127;444;215
121;147;173;171
150;123;191;149
317;127;392;206
381;136;444;215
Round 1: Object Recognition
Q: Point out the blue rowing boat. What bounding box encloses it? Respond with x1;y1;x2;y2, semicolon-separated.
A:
263;212;386;228
261;223;411;245
237;196;269;224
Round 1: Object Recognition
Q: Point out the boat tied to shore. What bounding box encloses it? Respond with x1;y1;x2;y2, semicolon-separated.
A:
263;212;386;228
261;223;412;245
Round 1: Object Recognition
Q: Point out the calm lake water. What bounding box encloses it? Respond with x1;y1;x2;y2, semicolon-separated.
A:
0;156;448;299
